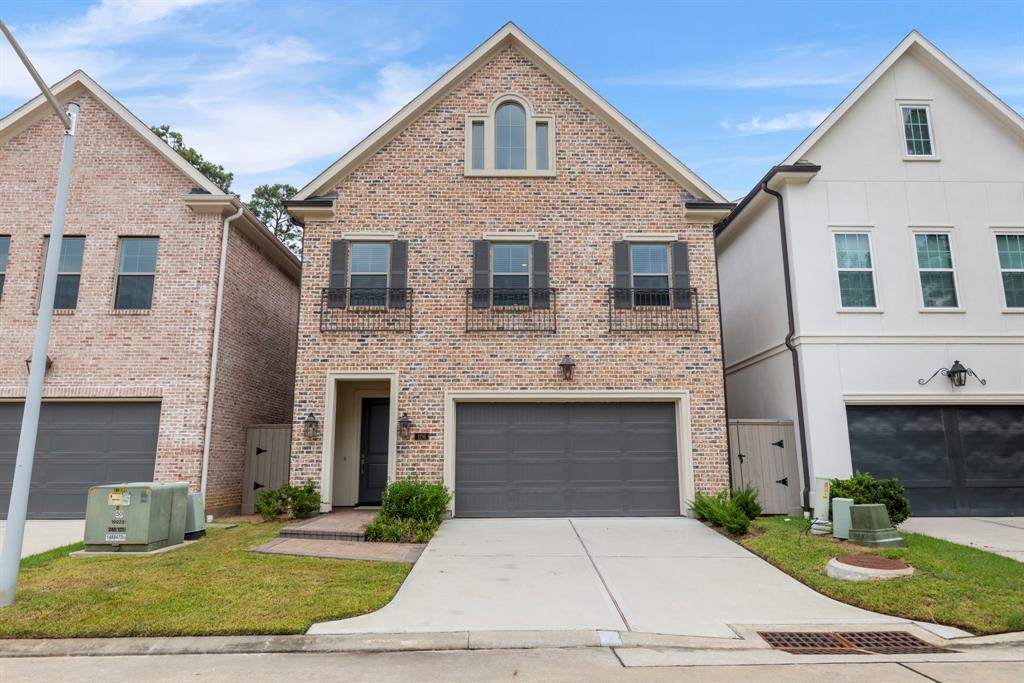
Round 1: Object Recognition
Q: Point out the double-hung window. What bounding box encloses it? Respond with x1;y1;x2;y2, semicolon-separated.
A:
0;236;9;302
631;243;671;306
466;95;554;175
996;233;1024;309
491;243;530;306
915;233;958;308
115;238;158;310
901;105;935;157
43;236;84;310
349;242;389;307
833;233;877;308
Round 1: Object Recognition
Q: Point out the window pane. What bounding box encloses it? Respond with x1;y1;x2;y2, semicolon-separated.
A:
633;275;670;290
631;244;669;274
0;274;4;301
903;107;933;156
920;271;958;308
53;274;80;309
115;274;154;310
997;234;1024;269
350;274;388;289
834;233;871;268
57;238;84;273
915;234;952;268
119;238;158;273
0;237;10;274
471;121;484;170
536;122;548;170
350;274;388;306
350;243;389;273
838;271;876;308
492;274;529;306
492;244;529;274
632;274;670;307
495;102;525;170
1003;272;1024;308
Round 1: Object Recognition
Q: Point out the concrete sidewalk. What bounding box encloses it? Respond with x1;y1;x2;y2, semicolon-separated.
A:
0;520;84;558
900;517;1024;561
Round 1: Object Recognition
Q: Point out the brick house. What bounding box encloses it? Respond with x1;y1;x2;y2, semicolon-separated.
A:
285;24;732;517
0;72;301;519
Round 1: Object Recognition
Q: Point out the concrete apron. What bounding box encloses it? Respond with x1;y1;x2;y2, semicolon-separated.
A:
309;518;934;638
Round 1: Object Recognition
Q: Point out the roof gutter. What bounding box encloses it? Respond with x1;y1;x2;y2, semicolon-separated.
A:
200;205;245;499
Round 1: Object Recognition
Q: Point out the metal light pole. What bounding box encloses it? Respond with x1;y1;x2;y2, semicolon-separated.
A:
0;18;79;607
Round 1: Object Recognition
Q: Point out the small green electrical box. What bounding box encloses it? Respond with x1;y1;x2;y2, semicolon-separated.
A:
84;482;188;553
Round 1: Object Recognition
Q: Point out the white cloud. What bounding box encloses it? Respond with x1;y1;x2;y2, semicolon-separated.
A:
721;110;830;135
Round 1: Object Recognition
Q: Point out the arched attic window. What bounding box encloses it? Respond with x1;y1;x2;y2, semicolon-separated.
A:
466;95;555;176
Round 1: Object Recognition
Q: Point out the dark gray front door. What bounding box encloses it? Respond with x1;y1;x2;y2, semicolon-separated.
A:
455;402;679;517
847;405;1024;517
359;398;390;505
0;402;160;520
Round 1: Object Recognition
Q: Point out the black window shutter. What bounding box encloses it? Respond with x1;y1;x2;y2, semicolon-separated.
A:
388;239;408;309
612;240;632;309
328;239;348;309
531;240;550;309
472;240;490;308
672;240;691;309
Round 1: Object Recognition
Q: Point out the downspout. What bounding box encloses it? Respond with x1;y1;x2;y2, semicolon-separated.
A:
200;203;245;498
761;181;812;510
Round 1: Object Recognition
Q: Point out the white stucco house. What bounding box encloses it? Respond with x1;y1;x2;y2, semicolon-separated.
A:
716;31;1024;518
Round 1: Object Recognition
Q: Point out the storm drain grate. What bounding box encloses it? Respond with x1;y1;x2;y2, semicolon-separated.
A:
758;631;955;655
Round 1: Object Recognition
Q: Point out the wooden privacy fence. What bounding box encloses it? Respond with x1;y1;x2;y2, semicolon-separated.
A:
240;424;292;514
728;419;802;516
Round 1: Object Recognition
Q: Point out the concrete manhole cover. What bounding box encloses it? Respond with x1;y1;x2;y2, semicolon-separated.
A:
827;555;914;581
835;555;910;570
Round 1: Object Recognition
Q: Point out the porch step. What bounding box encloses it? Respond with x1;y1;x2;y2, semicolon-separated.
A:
279;508;377;542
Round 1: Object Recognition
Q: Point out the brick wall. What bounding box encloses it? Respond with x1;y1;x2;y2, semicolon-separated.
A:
205;225;299;512
290;46;729;497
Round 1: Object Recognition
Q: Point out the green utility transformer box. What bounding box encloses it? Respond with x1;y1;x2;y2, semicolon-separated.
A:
84;482;188;553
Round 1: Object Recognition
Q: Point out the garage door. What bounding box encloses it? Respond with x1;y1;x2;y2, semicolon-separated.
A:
847;406;1024;517
0;402;160;520
455;402;679;517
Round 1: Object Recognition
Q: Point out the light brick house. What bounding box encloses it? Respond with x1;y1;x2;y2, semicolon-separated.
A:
0;71;301;518
285;24;732;517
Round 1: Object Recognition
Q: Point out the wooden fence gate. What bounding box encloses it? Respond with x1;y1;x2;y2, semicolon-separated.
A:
240;424;292;514
728;419;802;515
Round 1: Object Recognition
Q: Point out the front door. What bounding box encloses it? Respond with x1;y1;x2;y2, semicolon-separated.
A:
359;397;390;505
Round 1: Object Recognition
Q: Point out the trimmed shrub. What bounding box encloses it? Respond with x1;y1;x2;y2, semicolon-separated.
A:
288;481;321;519
379;480;451;524
830;471;911;525
731;484;762;520
254;481;321;521
364;516;438;544
718;503;751;535
255;487;290;521
689;489;751;535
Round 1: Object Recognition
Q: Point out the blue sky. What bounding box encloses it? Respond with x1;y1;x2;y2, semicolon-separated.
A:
2;0;1021;200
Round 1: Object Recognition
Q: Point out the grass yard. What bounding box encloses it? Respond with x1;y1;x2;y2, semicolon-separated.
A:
0;522;410;638
741;516;1024;635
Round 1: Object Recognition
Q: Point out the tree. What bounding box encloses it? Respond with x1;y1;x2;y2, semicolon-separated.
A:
246;183;302;257
150;124;233;194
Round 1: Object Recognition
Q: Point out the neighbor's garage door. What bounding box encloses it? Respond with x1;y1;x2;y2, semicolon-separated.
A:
455;402;679;517
847;406;1024;517
0;402;160;520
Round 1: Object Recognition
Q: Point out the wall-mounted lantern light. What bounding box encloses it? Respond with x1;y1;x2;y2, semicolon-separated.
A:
302;412;319;439
24;355;53;375
559;355;576;381
918;360;987;388
398;413;414;439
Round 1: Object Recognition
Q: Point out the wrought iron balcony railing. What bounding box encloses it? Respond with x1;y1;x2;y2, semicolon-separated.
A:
320;288;413;333
607;287;699;332
465;288;557;332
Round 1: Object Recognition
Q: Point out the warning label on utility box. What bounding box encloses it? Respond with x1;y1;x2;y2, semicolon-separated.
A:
107;489;131;506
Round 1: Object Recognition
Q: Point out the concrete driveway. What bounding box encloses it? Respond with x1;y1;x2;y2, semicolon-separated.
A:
0;520;85;558
311;517;910;638
900;517;1024;562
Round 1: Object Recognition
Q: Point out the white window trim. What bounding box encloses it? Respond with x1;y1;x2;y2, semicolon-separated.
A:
911;228;963;312
342;231;398;241
992;228;1024;313
484;232;538;242
897;100;939;161
830;228;882;312
465;94;556;177
490;241;532;308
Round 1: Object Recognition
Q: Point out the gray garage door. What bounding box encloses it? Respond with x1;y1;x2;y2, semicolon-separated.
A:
0;402;160;520
455;402;679;517
847;405;1024;517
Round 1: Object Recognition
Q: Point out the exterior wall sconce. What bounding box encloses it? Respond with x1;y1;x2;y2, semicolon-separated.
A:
559;355;576;381
24;355;53;374
398;413;414;439
918;360;987;388
302;412;319;439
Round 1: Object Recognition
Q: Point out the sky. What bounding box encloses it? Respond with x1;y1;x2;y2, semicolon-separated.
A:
1;0;1022;201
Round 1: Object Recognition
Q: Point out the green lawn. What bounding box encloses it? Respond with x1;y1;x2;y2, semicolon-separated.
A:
741;516;1024;635
0;522;410;638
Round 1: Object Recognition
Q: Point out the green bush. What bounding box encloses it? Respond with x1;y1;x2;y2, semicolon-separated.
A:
830;471;911;525
718;503;752;535
254;481;321;521
364;516;437;543
288;481;321;519
689;489;751;535
379;480;451;524
255;487;290;521
731;484;762;520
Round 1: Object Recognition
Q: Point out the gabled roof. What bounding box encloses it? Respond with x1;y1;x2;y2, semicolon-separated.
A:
0;70;225;195
294;22;725;202
783;30;1024;165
